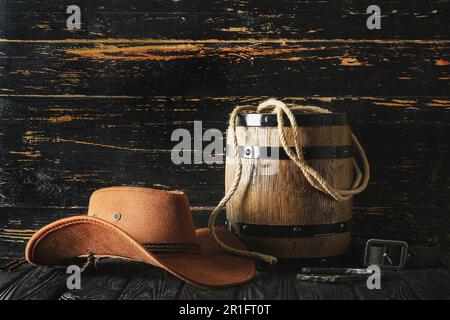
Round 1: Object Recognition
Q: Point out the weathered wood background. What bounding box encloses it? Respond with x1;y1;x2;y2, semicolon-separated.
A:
0;0;449;262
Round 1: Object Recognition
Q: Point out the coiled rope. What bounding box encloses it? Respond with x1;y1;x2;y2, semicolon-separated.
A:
208;99;370;264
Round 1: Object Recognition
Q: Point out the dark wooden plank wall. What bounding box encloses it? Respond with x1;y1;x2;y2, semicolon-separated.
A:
0;0;449;262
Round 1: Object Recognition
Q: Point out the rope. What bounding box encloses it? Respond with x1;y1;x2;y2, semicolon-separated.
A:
208;99;370;264
208;106;278;264
0;257;27;272
80;250;99;272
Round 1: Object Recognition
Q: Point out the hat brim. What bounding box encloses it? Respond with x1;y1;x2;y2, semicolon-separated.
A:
25;216;255;288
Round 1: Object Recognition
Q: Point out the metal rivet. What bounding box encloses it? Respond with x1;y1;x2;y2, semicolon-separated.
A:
293;226;302;233
113;213;122;221
245;148;251;156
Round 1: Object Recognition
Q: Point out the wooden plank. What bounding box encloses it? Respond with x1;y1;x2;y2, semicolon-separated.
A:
239;270;298;299
1;0;448;40
58;260;146;300
294;280;322;300
0;263;34;293
2;265;450;300
59;273;129;300
118;265;183;300
0;265;68;299
178;284;239;300
0;96;448;207
311;282;357;300
402;268;450;300
0;41;449;96
353;271;420;300
1;95;448;212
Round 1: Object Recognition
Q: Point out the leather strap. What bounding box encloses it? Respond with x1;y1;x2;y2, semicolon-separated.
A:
295;238;442;283
0;257;27;272
358;238;441;269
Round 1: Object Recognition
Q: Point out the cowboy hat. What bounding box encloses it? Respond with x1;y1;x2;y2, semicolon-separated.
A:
25;186;255;288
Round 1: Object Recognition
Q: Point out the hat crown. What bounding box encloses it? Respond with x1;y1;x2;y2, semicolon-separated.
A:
87;187;198;246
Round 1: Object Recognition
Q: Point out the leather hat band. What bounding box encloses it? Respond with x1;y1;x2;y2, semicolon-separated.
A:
142;242;201;255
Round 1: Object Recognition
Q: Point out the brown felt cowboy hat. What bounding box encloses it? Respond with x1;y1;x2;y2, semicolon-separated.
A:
25;186;255;288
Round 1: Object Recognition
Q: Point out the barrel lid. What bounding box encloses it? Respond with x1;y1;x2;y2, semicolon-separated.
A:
236;112;348;127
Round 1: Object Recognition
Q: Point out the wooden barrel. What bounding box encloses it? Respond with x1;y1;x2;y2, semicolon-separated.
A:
225;112;354;260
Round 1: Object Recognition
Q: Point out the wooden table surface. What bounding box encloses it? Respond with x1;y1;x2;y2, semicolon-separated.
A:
1;260;450;300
